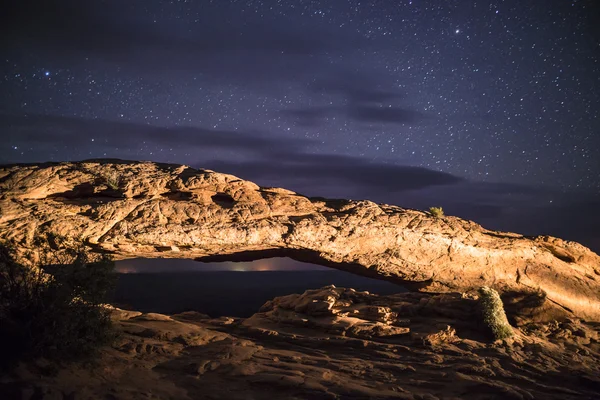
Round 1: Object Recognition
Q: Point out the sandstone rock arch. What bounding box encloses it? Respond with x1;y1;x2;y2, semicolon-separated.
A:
1;161;599;321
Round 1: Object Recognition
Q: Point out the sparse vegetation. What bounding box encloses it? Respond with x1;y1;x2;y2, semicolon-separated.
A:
429;206;444;218
103;171;122;190
478;286;514;340
0;243;117;369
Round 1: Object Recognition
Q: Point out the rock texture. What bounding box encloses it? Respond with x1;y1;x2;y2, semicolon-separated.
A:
1;160;599;321
3;288;600;399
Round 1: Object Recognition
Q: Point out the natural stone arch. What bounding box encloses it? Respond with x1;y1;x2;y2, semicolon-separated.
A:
1;160;599;322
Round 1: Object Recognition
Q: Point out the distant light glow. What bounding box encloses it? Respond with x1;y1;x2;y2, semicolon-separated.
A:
114;258;330;273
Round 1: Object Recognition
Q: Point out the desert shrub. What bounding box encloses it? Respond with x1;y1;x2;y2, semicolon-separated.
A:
429;206;444;218
0;243;117;368
103;171;122;190
478;286;514;340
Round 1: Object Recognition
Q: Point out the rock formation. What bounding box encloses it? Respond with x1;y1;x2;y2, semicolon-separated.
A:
1;160;599;321
3;288;600;399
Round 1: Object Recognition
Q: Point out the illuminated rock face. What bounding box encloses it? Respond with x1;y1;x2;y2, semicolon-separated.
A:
1;160;599;321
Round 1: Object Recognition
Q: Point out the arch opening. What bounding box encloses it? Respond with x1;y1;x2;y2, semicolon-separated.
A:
194;248;427;290
112;256;406;318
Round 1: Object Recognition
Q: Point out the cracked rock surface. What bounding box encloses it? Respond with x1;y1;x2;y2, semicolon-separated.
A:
1;160;599;321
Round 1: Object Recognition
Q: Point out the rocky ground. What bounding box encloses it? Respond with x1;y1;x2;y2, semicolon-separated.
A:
2;160;600;399
2;286;599;400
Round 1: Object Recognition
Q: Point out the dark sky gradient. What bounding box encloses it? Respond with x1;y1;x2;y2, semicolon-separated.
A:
1;0;599;252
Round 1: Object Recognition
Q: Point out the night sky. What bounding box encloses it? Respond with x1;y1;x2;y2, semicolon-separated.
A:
1;0;599;251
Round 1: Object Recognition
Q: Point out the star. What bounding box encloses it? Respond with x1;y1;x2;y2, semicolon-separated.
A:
0;0;597;191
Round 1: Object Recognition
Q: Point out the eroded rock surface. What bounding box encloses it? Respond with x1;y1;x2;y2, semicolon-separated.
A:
1;160;599;321
3;288;599;399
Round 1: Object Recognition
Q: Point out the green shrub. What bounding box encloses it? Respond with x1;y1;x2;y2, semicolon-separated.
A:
103;171;122;190
0;243;117;368
478;286;514;340
429;206;444;218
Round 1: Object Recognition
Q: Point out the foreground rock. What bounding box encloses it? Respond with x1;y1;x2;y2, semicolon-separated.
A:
2;287;599;399
1;160;599;321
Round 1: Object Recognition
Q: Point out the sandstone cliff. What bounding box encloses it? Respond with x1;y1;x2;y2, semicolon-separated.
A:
1;160;599;321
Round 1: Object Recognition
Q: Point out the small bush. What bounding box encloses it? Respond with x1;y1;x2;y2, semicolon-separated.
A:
429;206;444;218
478;286;514;340
103;171;122;190
0;243;117;368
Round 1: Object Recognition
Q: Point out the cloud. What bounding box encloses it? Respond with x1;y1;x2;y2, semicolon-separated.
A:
349;105;423;125
2;114;459;194
2;112;598;254
1;1;331;56
0;113;463;212
202;152;463;195
280;72;424;126
0;113;462;196
309;76;402;104
0;0;357;83
279;108;334;127
0;112;462;194
0;114;312;160
281;104;423;126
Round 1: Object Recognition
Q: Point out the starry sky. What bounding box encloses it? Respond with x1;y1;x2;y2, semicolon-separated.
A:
1;0;600;251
